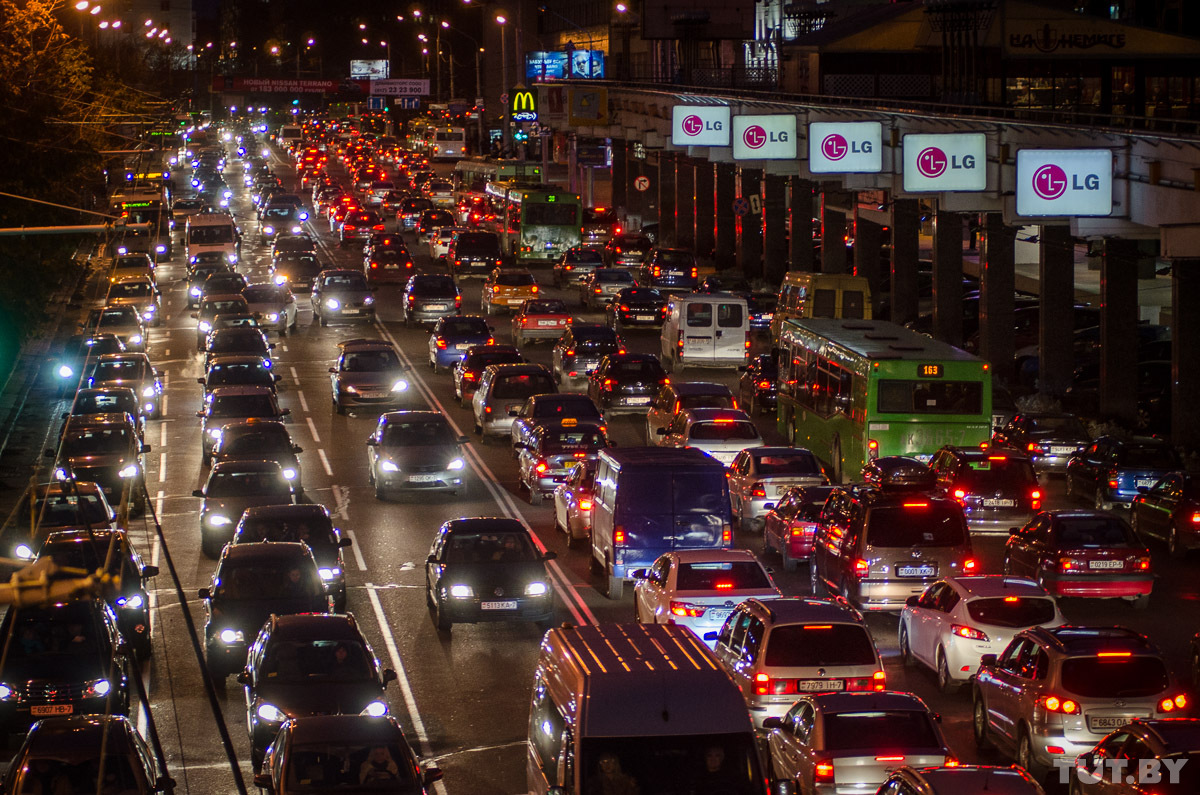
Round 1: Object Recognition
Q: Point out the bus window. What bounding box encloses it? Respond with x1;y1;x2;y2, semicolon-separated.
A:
812;289;837;318
523;203;578;226
877;380;983;415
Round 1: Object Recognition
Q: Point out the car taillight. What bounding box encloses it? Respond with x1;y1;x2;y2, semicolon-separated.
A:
867;439;879;459
535;461;548;474
744;332;751;350
564;349;575;357
677;331;684;351
436;339;447;349
486;338;495;345
751;483;766;498
963;558;977;573
1031;488;1042;510
455;296;462;308
614;528;625;545
343;224;356;231
754;673;772;696
1060;556;1081;572
757;380;771;389
579;499;592;511
1192;512;1200;524
406;295;416;304
854;559;869;577
944;756;959;768
1108;469;1120;489
532;285;539;293
952;624;989;641
1027;442;1043;454
722;525;732;545
653;266;661;277
1041;695;1080;714
463;371;477;380
953;488;967;503
520;317;529;327
603;378;613;390
373;224;385;231
619;304;630;312
1135;556;1151;571
1160;694;1188;712
370;260;378;268
690;266;698;278
670;601;706;618
814;760;834;783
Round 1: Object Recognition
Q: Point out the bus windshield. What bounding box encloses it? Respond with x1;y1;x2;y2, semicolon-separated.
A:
189;225;235;245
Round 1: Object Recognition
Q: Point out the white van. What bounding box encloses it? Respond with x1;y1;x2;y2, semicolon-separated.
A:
185;213;241;265
528;623;783;795
660;292;750;373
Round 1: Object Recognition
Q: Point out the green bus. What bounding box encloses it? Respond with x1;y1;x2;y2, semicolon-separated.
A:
776;318;993;482
483;181;582;265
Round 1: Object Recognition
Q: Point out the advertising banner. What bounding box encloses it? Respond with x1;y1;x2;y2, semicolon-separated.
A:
902;133;988;192
731;115;797;160
1016;149;1113;217
671;105;730;147
808;121;883;173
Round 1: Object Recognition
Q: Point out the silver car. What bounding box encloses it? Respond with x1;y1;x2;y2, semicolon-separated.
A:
472;363;557;441
1070;719;1200;794
242;282;297;336
878;765;1045;795
193;459;296;558
366;411;468;499
727;446;827;531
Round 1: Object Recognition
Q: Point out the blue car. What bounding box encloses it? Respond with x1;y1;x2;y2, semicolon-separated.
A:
1066;435;1181;510
428;315;493;372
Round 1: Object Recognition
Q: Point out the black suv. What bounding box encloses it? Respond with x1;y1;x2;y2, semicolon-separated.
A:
930;446;1041;533
50;413;148;514
551;324;622;391
586;353;668;415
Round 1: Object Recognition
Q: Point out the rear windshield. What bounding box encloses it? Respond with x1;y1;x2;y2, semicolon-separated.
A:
1027;415;1088;436
675;561;770;592
878;380;983;415
763;624;877;667
956;458;1037;491
454;233;500;252
1061;656;1170;699
822;711;941;752
496;272;536;287
534;400;601;419
412;276;457;296
621;289;662;302
1120;445;1180;469
401;200;431;213
543;429;606;450
966;597;1057;628
1052;516;1136;547
222;429;293;456
566;249;604;263
467;351;523;369
754;452;822;477
440;318;488;336
243;286;284;304
523;300;567;314
680;394;734;411
597;270;634;283
206;470;291;498
864;504;967;547
493;373;555;400
574;330;618;348
610;360;663;378
688;421;760;442
656;250;695;265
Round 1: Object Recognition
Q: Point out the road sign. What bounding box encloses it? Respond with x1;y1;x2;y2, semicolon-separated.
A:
395;97;420;110
748;194;762;214
500;93;509;106
732;197;750;216
367;96;384;110
370;79;430;96
633;175;651;192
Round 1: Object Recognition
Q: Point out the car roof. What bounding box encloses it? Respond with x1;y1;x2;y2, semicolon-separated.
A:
337;337;395;352
63;412;135;428
268;613;361;640
220;541;313;563
442;517;527;534
210;459;285;474
749;596;862;625
683;408;754;422
380;410;449;424
810;691;929;712
671;548;762;565
946;576;1047;598
285;715;408;745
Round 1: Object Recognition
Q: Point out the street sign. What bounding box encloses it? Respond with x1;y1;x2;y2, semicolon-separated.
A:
395;97;421;110
748;194;762;214
634;175;651;192
370;79;430;96
500;93;509;105
367;97;384;110
732;197;750;216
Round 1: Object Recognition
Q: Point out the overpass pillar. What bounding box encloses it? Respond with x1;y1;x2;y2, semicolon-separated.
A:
738;168;764;280
1173;260;1200;449
821;191;847;274
715;163;737;271
1038;225;1075;397
626;145;645;222
932;209;964;346
790;178;815;272
764;174;789;285
695;162;715;258
657;153;676;245
890;199;921;326
1100;238;1139;423
854;215;884;311
979;213;1017;384
611;140;628;213
675;157;696;251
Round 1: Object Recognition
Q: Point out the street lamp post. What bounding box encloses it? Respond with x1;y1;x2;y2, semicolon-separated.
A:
496;14;509;155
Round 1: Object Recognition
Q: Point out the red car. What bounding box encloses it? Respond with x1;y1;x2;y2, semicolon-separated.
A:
512;299;572;347
1004;510;1152;608
762;485;835;572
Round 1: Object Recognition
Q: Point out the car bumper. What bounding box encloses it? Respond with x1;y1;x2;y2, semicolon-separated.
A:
338;391;406;409
324;307;376;322
379;471;463;491
858;579;938;611
600;394;655;414
0;695;124;731
435;348;472;366
442;595;553;624
409;306;459;323
205;637;249;675
678;354;749;369
482;415;517;436
1043;575;1153;598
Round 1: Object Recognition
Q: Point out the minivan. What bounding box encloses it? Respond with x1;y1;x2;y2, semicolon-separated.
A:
661;293;750;373
770;272;871;343
591;447;733;599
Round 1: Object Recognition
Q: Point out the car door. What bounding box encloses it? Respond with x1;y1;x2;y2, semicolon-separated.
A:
772;701;816;780
1140;475;1176;540
907;582;945;669
1006;517;1043;577
513;398;537;448
728;451;751;513
660;411;688;448
984;638;1035;745
713;300;747;362
645;385;674;439
681;300;715;360
640;555;672;623
720;611;753;698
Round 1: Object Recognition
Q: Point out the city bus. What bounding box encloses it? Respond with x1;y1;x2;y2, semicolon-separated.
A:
430;126;467;160
453;157;543;193
482;181;583;265
776;318;993;482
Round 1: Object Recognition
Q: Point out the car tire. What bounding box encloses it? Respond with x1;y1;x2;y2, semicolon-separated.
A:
606;573;624;600
936;649;960;693
781;546;798;573
1017;728;1042;778
433;595;452;632
899;624;915;668
374;480;388;501
319;315;328;328
972;694;993;750
200;534;223;560
1094;488;1110;511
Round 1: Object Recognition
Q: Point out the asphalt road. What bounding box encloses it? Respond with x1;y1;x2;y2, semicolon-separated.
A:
10;145;1198;794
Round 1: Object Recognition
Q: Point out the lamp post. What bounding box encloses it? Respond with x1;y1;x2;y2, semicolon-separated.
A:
496;13;509;155
440;22;486;153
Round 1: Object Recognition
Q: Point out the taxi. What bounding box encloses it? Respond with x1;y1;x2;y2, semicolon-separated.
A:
481;267;539;316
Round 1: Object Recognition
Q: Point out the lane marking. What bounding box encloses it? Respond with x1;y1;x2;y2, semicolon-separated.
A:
158;452;167;483
345;529;369;572
317;448;334;477
161;393;168;416
164;348;170;357
306;416;321;443
159;423;167;449
289;366;300;386
139;490;165;737
297;390;309;413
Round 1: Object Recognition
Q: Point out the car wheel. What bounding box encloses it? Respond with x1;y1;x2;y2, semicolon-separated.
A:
334;398;346;415
251;748;265;774
936;649;960;693
606;573;624;600
1017;728;1041;778
200;534;223;559
1094;488;1110;511
809;557;824;596
319;315;328;327
899;624;915;668
1169;526;1186;559
781;546;798;573
374;479;388;501
972;695;993;750
473;418;482;435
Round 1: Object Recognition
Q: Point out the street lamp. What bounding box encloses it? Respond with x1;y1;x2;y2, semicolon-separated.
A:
495;13;510;154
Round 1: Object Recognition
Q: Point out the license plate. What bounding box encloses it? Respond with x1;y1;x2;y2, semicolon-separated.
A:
427;304;447;311
1089;715;1141;731
408;474;440;483
538;320;559;327
385;263;399;269
564;461;580;471
982;499;1016;507
707;609;732;623
897;564;936;578
480;600;518;610
31;704;73;717
1136;478;1156;488
1050;446;1075;455
625;397;651;405
797;679;844;693
343;309;362;315
455;343;471;350
636;315;655;321
1088;559;1123;569
508;298;525;304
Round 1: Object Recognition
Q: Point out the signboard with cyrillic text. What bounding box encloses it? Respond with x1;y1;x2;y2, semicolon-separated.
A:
370;79;430;96
902;133;988;192
671;105;730;147
808;122;882;173
1015;149;1113;217
732;115;797;160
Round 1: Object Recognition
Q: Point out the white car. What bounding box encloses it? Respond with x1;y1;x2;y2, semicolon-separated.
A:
631;549;780;647
429;226;466;260
898;575;1065;693
727;446;827;531
655;407;764;466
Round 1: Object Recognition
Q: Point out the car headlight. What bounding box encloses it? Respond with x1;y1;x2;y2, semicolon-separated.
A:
447;458;465;471
58;364;74;379
53;468;69;481
13;544;34;560
263;225;275;236
449;585;472;598
281;468;297;480
85;679;111;698
117;247;128;255
207;514;232;526
361;701;388;717
223;190;233;199
128;334;143;345
299;212;309;221
363;295;375;306
326;298;341;310
208;428;222;440
379;460;399;473
155;245;167;254
190;286;202;296
273;274;287;285
391;379;408;393
525;582;549;597
266;313;279;322
198;321;212;333
257;702;286;722
344;384;358;395
219;628;244;644
0;683;14;700
143;311;156;321
142;385;156;397
290;225;302;234
116;594;145;610
118;464;140;479
227;253;238;264
318;567;341;581
219;198;230;207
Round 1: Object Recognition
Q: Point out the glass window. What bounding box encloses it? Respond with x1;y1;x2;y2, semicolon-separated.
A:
444;532;538;563
492;373;555;400
523;203;578;226
753;452;822;477
1052;516;1136;547
863;504;967;547
762;624;876;667
717;303;744;328
579;733;760;795
686;302;713;328
1061;656;1169;699
675;561;770;591
966;597;1056;628
261;640;373;682
286;741;419;790
821;711;941;752
812;289;836;318
381;420;456;447
687;421;761;442
877;380;983;415
207;471;291;498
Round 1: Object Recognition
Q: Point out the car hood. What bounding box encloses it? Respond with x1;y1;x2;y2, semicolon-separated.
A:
253;680;382;717
2;654;109;684
212;596;328;632
378;444;460;468
246;301;286;314
202;494;293;517
339;372;405;390
440;561;548;594
91;377;149;392
66;454;128;469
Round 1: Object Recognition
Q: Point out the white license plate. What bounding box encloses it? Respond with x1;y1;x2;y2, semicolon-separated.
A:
982;499;1016;507
31;704;73;716
408;474;441;483
508;298;525;304
706;609;732;623
455;343;471;350
480;600;518;610
538;320;560;326
1050;446;1075;455
897;564;936;578
1136;479;1156;488
1089;715;1141;731
1088;559;1123;569
385;263;399;269
343;309;362;315
636;315;656;321
427;304;447;311
625;397;652;405
797;679;844;693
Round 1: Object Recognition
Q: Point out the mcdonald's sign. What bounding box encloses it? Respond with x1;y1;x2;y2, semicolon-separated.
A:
511;89;538;122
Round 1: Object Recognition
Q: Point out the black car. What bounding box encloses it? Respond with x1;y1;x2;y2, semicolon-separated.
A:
51;413;148;513
199;542;330;680
239;613;396;770
36;529;157;659
210;419;304;492
186;259;232;307
402;274;462;326
424;518;556;632
586;353;669;415
270;251;325;290
447;231;503;279
366;411;469;499
204;326;274;369
0;599;131;733
639;248;698;290
311;269;376;327
56;333;126;396
551;324;622;391
199;354;280;396
737;351;778;415
603;233;653;267
605;287;668;328
930;446;1041;533
200;271;249;302
5;480;118;560
194;294;251;349
62;387;142;431
991;413;1090;476
233;504;352;611
453;344;524;406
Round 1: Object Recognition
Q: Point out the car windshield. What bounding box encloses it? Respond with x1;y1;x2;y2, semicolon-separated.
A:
1052;516;1136;547
542;429;606;451
444;532;538;563
32;494;110;527
381;421;456;447
566;249;603;264
1061;656;1170;699
261;640;374;683
91;361;147;382
1120;445;1180;469
244;286;284;304
208;363;272;387
496;272;535;287
209;395;277;418
610;360;662;378
1027;415;1088;436
440;318;488;337
280;255;322;273
204;276;245;292
675;561;770;591
956;458;1037;490
6;609;106;661
97;309;138;327
214;562;322;600
207;470;290;498
864;504;967;547
263;206;294;219
524;300;567;314
966;597;1057;628
821;710;941;752
322;274;368;291
83;338;125;356
62;427;132;455
203;300;248;316
222;430;293;456
209;332;267;354
72;392;136;415
754;452;822;477
236;516;336;554
688;421;760;442
190;225;235;244
285;741;419;791
493;373;555;400
762;624;877;667
343;350;400;372
578;734;760;795
109;282;153;299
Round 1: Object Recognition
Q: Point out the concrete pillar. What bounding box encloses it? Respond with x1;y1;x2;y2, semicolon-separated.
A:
1100;238;1139;422
657;152;676;245
611;140;628;213
626;145;645;221
1173;259;1200;449
738;168;764;279
715;163;737;271
853;215;885;315
932;209;964;346
1038;225;1075;397
979;213;1017;384
763;174;789;285
675;157;696;251
890;199;921;326
789;178;815;273
644;155;660;224
821;193;847;274
695;162;715;258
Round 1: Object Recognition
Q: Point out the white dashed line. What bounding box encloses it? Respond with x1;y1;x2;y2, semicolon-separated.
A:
297;390;309;413
158;453;167;483
317;448;334;476
345;529;368;572
160;394;168;416
306;416;321;443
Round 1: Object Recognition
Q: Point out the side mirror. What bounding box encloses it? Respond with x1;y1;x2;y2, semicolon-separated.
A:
196;377;205;384
189;313;198;319
154;776;176;793
655;428;667;435
629;568;648;580
339;537;353;548
252;773;273;790
235;670;249;685
457;435;470;444
192;489;205;498
293;445;304;453
142;565;159;578
761;717;783;730
274;374;282;382
980;654;998;668
382;668;398;684
422;767;444;786
905;595;921;607
366;438;377;446
426;554;438;565
197;587;211;600
328;367;337;373
280;408;291;416
541;551;558;562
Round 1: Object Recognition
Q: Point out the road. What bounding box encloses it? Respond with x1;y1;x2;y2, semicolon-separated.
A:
8;144;1197;794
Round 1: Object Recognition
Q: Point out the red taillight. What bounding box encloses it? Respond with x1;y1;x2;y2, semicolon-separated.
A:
754;672;771;696
579;499;593;511
953;488;967;502
564;349;575;357
722;525;732;545
744;332;752;350
854;559;869;577
670;601;706;618
1136;556;1151;571
486;338;495;345
614;528;626;545
1041;695;1080;714
653;266;661;277
690;266;698;278
532;285;539;293
1160;694;1188;712
757;380;771;389
463;371;477;380
751;483;766;498
1060;556;1080;572
1027;442;1043;454
343;224;356;231
1192;512;1200;524
435;338;447;349
603;378;613;390
814;760;834;782
873;670;886;690
455;295;462;308
677;331;685;351
535;461;548;473
952;624;989;641
373;224;385;231
963;558;978;573
370;260;378;269
875;756;905;763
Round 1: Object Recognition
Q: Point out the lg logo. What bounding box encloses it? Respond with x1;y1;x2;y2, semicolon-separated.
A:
1032;163;1100;200
916;146;977;179
821;133;871;161
743;125;767;150
681;114;722;137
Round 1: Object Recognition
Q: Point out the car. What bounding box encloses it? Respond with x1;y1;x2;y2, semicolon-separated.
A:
429;315;493;372
234;504;351;612
1004;510;1153;608
109;253;156;283
605;286;669;329
338;209;385;245
0;715;171;795
312;269;376;326
1066;436;1182;511
447;230;503;279
197;385;290;459
728;446;827;531
398;196;433;230
763;484;837;572
87;352;162;419
194;459;297;557
645;381;737;442
587;353;668;415
429;225;466;260
931;446;1043;533
329;338;411;414
551;324;623;392
552;460;597;549
6;480;118;560
451;345;521;407
876;765;1046;795
516;420;609;503
472;363;558;441
899;575;1065;693
1069;719;1200;794
81;305;145;353
105;276;162;326
194;294;251;348
509;392;604;454
259;201;309;242
552;245;604;287
256;715;443;794
711;597;887;728
580;267;637;309
423;518;556;632
1131;471;1200;558
239;613;397;770
639;247;699;291
204;325;275;370
972;626;1186;778
270;250;325;290
51;412;148;513
631;549;780;645
271;232;318;267
366;411;469;499
415;208;455;242
365;245;416;284
199;542;330;680
200;270;249;302
209;311;262;334
603;233;653;267
738;352;779;415
482;267;540;316
656;407;765;466
992;413;1091;476
512;298;571;347
242;282;298;335
0;599;131;733
210;419;304;492
401;274;461;326
56;333;127;395
199;355;279;396
60;387;142;437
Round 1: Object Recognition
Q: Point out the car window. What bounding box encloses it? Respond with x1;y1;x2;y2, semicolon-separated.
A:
863;504;967;547
261;640;374;682
686;303;713;328
687;421;760;442
822;711;940;752
716;303;744;328
492;373;554;400
1060;656;1170;698
1052;516;1136;547
342;350;400;372
443;532;538;563
215;562;322;600
966;597;1057;628
763;624;876;667
207;470;291;498
674;562;770;591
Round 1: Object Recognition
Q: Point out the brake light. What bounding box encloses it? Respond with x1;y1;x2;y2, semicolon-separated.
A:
343;224;356;231
670;601;706;618
486;338;495;345
463;371;477;380
370;260;378;269
653;266;661;277
868;439;879;459
603;379;613;390
1027;443;1043;454
751;483;766;498
873;670;886;689
1192;512;1200;524
722;525;732;545
1108;469;1120;489
532;285;539;293
714;581;734;590
690;267;698;278
619;304;630;312
744;332;751;350
953;488;967;502
854;559;869;577
944;756;959;768
1060;557;1081;572
814;760;834;782
677;331;684;351
963;558;977;573
535;461;548;474
564;349;575;357
754;673;771;696
435;339;447;349
1136;556;1151;571
757;380;771;389
614;528;625;545
902;501;929;508
455;295;462;308
579;499;592;511
875;756;904;763
1041;695;1080;714
952;624;989;641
